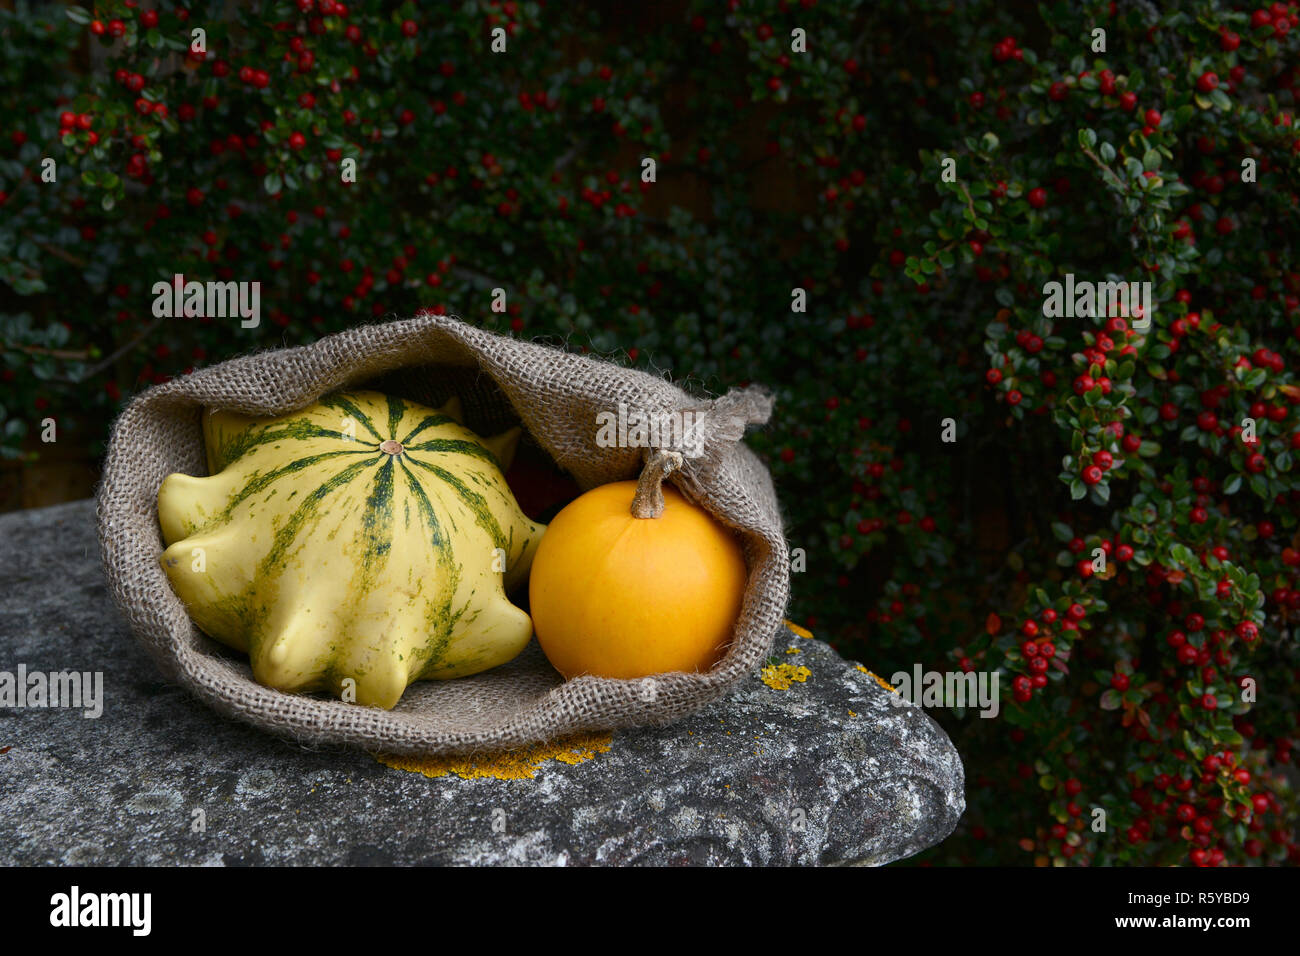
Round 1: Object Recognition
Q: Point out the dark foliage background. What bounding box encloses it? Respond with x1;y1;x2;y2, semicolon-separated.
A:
2;0;1298;865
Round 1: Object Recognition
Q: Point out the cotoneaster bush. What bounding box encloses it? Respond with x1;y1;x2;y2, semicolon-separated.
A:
1;0;1297;865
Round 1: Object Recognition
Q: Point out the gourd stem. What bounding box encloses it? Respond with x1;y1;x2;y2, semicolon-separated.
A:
631;450;684;519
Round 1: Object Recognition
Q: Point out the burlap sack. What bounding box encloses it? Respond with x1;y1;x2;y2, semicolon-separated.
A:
96;314;789;756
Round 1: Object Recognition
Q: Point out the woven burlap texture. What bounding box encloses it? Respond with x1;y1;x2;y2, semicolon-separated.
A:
96;314;789;756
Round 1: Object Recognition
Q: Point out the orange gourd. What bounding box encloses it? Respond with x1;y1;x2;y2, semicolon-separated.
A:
528;451;747;679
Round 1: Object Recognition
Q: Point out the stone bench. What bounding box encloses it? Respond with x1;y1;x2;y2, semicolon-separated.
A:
0;499;964;865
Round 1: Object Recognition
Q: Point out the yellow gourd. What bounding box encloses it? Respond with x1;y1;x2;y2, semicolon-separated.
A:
528;451;747;679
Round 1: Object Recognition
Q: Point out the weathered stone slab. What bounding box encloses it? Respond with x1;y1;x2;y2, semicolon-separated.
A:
0;499;963;865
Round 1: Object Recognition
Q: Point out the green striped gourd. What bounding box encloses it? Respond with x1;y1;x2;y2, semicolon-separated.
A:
156;389;545;709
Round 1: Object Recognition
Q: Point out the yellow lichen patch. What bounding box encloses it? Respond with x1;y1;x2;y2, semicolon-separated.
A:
761;663;812;690
856;663;898;694
785;646;802;654
375;732;613;781
848;709;858;718
784;620;813;639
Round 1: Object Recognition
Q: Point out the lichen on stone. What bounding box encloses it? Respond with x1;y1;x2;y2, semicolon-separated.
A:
784;620;813;639
760;663;811;690
376;732;613;780
856;663;898;694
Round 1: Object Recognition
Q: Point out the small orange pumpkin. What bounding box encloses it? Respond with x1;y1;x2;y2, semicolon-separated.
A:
528;451;747;679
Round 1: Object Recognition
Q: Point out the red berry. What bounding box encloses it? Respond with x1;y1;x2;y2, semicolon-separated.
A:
1027;187;1047;209
1197;71;1219;93
1082;465;1104;485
